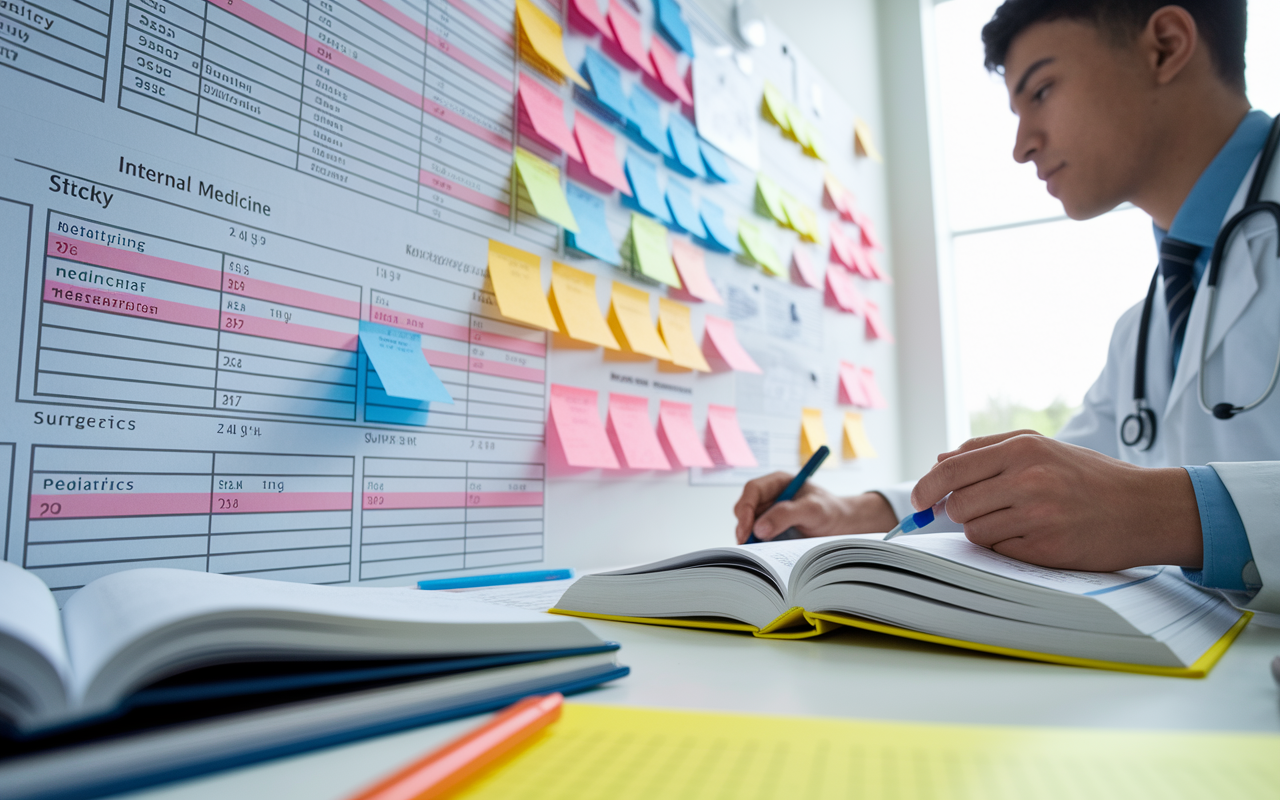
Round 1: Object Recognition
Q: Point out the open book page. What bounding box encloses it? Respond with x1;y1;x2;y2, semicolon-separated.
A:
0;562;73;724
599;537;831;597
445;579;580;613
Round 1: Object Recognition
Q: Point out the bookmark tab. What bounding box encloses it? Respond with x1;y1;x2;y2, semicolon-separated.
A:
623;151;673;224
737;221;784;277
568;0;610;39
864;300;894;343
699;140;734;183
630;214;681;288
564;184;621;265
838;360;871;407
860;366;889;409
573;112;630;195
665;114;706;179
854;118;883;162
514;148;579;231
516;0;588;88
800;407;829;461
657;298;710;371
359;321;454;404
649;37;694;105
626;85;673;158
607;393;672;469
608;281;671;360
791;247;820;289
549;384;620;469
657;400;714;468
549;261;619;349
843;412;878;459
664;181;707;239
754;175;786;224
702;315;761;373
671;239;723;304
518;76;580;160
607;0;655;78
487;240;560;332
654;0;694;54
698;200;739;253
580;49;630;122
705;404;757;467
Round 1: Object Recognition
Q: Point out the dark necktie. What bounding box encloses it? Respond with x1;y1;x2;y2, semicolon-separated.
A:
1159;236;1203;367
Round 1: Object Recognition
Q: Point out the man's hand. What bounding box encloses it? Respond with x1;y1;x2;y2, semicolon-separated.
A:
733;472;897;544
911;433;1203;571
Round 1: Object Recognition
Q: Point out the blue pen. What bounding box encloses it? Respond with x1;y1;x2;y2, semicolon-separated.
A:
417;569;573;591
882;494;952;541
745;445;830;544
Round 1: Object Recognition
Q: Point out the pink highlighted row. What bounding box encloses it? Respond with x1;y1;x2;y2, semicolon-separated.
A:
29;491;352;519
362;491;543;509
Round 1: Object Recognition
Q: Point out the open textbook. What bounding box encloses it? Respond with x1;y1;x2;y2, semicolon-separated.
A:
550;533;1250;677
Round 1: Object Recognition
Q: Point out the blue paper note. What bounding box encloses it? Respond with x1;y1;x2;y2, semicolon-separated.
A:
666;114;706;179
699;139;735;183
579;49;630;122
623;150;674;225
655;0;694;54
665;180;707;239
565;183;621;265
359;321;454;404
698;199;739;253
625;85;674;158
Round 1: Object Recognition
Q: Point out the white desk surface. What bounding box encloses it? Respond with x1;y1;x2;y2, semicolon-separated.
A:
121;617;1280;800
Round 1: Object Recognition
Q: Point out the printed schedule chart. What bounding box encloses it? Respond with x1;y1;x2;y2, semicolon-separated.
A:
0;0;113;99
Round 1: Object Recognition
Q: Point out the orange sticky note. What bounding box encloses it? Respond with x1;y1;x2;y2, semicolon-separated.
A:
649;37;693;105
549;262;619;349
843;412;878;459
607;282;671;360
606;393;671;469
860;366;889;409
516;0;588;88
702;315;760;374
864;300;894;343
670;239;723;304
791;247;820;289
800;407;829;461
487;240;560;332
705;404;757;467
518;76;581;160
607;0;655;79
548;384;619;469
573;112;631;195
838;361;871;407
657;297;710;372
657;400;714;468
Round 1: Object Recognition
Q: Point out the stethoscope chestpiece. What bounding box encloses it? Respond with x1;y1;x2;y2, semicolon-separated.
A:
1212;403;1239;420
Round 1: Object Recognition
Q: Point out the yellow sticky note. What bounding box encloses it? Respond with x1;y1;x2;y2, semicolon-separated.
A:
486;240;560;332
754;174;786;224
515;0;588;88
854;118;883;163
737;221;784;277
761;82;791;132
797;204;820;243
800;407;828;461
607;282;671;360
514;148;579;232
549;262;618;349
803;119;828;161
843;412;878;459
779;192;807;234
630;214;682;288
784;105;810;148
657;298;710;372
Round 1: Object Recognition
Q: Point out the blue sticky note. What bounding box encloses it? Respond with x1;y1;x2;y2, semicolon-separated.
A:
359;321;454;404
699;139;735;183
666;115;706;179
665;180;707;239
625;85;674;159
698;199;739;253
565;183;621;265
579;49;630;122
655;0;694;54
623;150;674;225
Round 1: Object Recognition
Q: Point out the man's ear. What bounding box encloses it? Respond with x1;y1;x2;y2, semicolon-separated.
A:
1143;5;1198;86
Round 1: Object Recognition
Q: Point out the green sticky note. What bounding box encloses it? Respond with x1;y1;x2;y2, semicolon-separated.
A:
514;148;579;232
738;221;784;277
630;213;682;288
754;174;786;224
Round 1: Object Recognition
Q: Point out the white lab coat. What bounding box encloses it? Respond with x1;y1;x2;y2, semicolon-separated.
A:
879;148;1280;614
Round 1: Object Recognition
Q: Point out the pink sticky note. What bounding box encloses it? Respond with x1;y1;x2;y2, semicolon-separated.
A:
824;265;864;315
671;239;724;304
705;404;758;467
702;315;762;374
791;247;820;289
866;249;890;282
573;112;631;195
606;392;672;470
823;181;856;222
838;361;871;407
864;301;894;343
607;0;655;78
855;210;883;251
657;400;714;468
649;37;694;105
849;240;877;280
860;367;889;409
828;222;856;270
568;0;611;39
518;76;581;160
548;384;620;469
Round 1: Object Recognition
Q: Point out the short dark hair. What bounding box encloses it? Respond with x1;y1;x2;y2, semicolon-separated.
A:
981;0;1247;92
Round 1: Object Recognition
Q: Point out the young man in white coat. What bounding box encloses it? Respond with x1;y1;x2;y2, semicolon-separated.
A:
734;0;1280;616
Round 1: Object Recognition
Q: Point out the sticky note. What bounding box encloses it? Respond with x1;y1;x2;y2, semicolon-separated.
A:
568;0;610;39
607;0;654;78
655;0;694;54
487;240;560;332
762;82;791;132
548;384;619;469
626;85;673;158
860;366;889;409
564;184;621;265
605;393;671;470
518;76;580;160
791;247;820;288
803;119;829;161
864;300;894;343
359;321;454;404
665;114;706;179
797;204;821;243
514;148;579;231
702;315;760;373
698;200;739;253
838;361;871;407
657;298;710;371
699;140;734;183
658;400;714;468
664;180;707;239
784;106;810;149
854;118;883;162
800;407;829;461
516;0;588;88
573;112;630;195
671;239;723;304
824;265;863;315
754;174;786;223
737;221;784;277
828;222;856;270
849;240;877;280
705;404;757;467
623;150;673;224
580;49;630;122
843;412;878;459
630;213;682;288
823;172;856;220
549;261;619;349
855;209;883;251
779;192;807;234
649;37;694;105
608;281;671;360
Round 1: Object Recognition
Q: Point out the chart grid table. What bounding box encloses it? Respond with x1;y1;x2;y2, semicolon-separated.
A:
1;0;113;99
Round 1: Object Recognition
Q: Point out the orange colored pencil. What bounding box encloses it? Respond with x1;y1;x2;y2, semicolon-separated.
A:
345;693;564;800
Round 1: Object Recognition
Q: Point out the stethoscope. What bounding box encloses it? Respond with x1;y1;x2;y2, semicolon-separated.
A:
1121;115;1280;451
